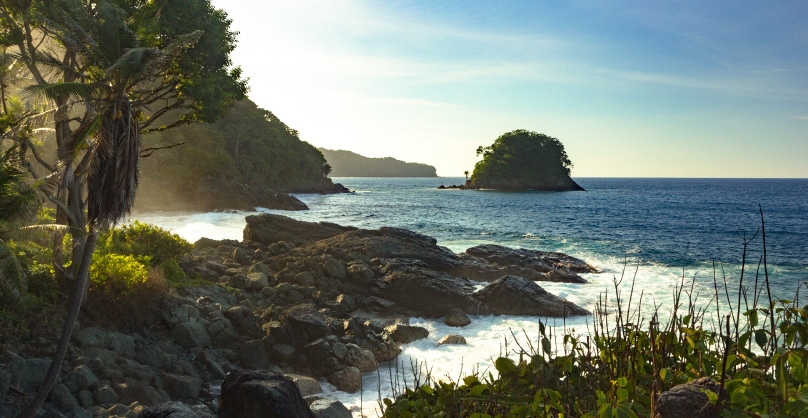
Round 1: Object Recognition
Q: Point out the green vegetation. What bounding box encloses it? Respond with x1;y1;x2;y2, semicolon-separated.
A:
319;148;438;177
382;225;808;417
469;130;582;191
137;100;340;210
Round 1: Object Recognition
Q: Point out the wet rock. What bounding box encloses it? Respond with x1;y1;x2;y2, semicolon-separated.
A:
444;308;471;327
437;335;467;346
328;367;361;393
475;275;590;317
115;378;167;406
281;303;330;343
385;324;430;344
460;244;595;283
302;338;340;376
306;395;352;418
219;370;314;418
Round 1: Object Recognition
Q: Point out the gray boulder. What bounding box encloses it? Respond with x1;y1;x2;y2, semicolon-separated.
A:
655;377;723;418
384;324;429;344
219;370;314;418
474;275;590;317
136;401;216;417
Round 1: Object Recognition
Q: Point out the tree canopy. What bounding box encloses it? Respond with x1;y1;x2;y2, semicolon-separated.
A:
469;129;582;191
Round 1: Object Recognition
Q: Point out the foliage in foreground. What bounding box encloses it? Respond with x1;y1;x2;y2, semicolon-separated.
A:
383;240;808;417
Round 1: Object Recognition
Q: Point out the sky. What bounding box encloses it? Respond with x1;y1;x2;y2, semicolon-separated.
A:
209;0;808;178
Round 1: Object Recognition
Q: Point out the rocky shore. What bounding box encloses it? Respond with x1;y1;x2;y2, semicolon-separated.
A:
1;214;596;417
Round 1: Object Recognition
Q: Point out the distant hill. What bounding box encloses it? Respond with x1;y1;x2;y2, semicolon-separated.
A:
135;99;345;211
319;149;437;177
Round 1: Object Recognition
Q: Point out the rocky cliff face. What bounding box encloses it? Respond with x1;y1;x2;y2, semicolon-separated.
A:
1;215;596;417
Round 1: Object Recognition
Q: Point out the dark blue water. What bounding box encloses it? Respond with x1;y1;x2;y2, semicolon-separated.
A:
291;177;808;298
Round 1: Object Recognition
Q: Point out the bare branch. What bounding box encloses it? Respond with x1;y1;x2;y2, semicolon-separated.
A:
139;141;185;157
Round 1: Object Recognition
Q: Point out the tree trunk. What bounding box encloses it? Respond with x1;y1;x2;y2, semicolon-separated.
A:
17;232;97;418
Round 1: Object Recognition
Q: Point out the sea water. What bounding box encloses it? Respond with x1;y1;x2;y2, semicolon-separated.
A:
132;177;808;416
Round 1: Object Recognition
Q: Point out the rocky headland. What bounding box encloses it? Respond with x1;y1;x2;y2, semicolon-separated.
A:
1;214;596;417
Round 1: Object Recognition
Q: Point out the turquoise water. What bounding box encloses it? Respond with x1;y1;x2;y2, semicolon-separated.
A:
133;177;808;416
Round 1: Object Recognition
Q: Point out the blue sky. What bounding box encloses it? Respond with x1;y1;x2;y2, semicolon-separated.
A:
210;1;808;177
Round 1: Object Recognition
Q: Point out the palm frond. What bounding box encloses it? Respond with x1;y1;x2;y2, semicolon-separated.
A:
24;82;97;104
105;47;158;86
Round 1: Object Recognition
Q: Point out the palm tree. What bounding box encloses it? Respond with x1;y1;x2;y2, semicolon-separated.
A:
464;170;469;181
10;2;204;415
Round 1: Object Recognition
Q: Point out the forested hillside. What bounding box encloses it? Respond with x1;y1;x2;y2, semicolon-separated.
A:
137;100;344;211
319;148;437;177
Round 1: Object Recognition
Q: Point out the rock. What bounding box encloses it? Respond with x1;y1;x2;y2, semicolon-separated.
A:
94;384;120;405
115;378;167;406
474;275;590;317
271;343;296;362
249;262;273;276
346;262;374;285
64;364;99;393
194;351;227;380
376;261;477;316
437;335;467;345
171;321;211;349
232;247;251;264
286;374;323;397
281;303;330;343
328;367;362;393
244;213;355;246
345;344;377;372
238;338;270;369
459;244;596;283
655;377;723;418
322;258;347;280
136;401;216;417
8;357;49;394
384;324;430;344
219;370;314;418
444;308;471;327
246;272;269;291
306;396;353;418
161;373;202;400
302;339;340;376
50;382;91;418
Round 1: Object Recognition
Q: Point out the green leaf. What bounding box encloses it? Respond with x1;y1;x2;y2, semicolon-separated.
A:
755;329;769;350
617;388;629;403
660;368;673;384
496;357;516;374
617;377;628;388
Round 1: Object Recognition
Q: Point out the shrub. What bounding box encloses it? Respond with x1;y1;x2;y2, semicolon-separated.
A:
86;253;168;330
97;221;192;267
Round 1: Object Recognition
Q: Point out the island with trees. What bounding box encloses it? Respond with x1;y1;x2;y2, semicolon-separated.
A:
467;129;584;191
319;148;438;177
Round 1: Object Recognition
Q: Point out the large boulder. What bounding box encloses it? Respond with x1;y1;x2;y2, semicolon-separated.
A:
456;244;595;283
655;377;723;418
219;370;314;418
384;324;429;344
474;276;590;317
374;259;477;316
244;214;355;246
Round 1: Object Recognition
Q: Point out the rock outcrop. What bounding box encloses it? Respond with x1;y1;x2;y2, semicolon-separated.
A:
2;215;596;416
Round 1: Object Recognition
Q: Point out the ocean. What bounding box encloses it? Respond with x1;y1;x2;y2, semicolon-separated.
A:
132;177;808;416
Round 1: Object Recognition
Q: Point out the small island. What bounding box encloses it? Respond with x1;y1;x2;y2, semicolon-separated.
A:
465;129;584;191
